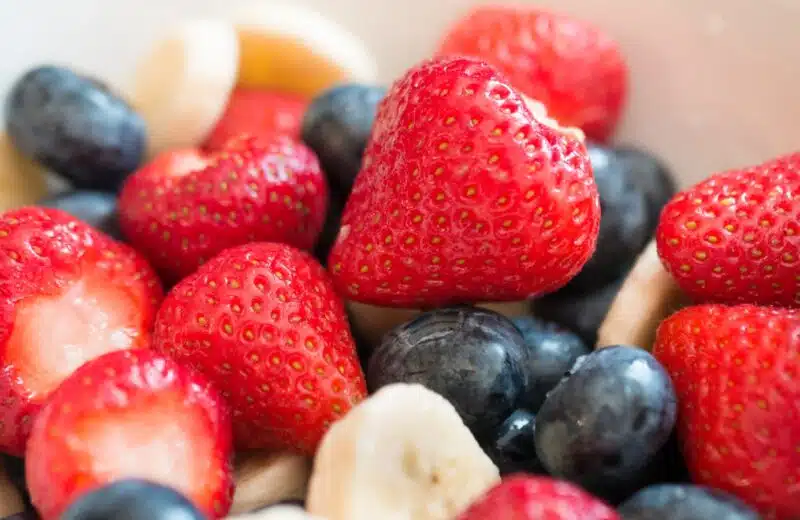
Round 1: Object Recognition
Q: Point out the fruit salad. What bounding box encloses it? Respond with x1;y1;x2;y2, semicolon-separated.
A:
0;3;797;520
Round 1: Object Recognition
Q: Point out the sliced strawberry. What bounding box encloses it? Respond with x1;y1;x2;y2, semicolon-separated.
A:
0;207;162;456
25;349;234;520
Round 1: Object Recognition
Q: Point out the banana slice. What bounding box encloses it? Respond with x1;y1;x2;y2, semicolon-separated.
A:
307;383;499;520
131;19;239;154
0;132;48;212
231;2;378;97
231;451;311;515
230;505;322;520
0;462;24;517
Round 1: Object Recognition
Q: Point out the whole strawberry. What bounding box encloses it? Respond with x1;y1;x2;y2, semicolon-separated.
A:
654;304;800;519
437;7;627;141
26;349;234;520
457;475;619;520
152;242;366;453
119;134;328;283
656;152;800;308
0;207;162;456
327;56;600;308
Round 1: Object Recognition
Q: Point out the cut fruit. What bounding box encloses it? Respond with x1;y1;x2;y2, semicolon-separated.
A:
230;2;378;97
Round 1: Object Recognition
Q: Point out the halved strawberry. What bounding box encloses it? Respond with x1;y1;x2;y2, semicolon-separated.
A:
25;349;234;520
0;207;162;456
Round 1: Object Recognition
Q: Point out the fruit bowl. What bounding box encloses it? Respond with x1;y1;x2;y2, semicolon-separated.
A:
0;1;798;519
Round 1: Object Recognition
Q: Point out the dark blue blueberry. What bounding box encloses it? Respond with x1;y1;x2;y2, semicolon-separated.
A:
313;186;347;266
618;484;760;520
534;346;677;502
367;306;528;439
535;278;624;346
481;409;545;476
5;66;146;192
60;479;205;520
512;316;589;412
562;143;674;294
38;191;121;240
301;84;386;192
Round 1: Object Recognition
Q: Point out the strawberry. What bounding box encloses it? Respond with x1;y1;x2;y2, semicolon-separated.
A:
203;88;308;151
327;56;600;307
653;304;800;519
119;134;328;283
457;475;619;520
436;6;627;141
152;242;366;454
25;349;234;520
0;207;162;456
656;152;800;308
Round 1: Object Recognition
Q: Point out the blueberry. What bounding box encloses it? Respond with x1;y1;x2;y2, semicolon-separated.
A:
313;186;347;266
301;84;386;192
535;278;623;346
367;306;527;439
563;143;674;293
534;346;677;502
38;191;121;240
618;484;760;520
481;409;545;475
5;66;146;192
512;317;589;412
60;479;204;520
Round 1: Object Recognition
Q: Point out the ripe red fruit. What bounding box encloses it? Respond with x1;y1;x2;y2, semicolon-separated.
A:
0;207;162;456
152;242;366;454
327;56;600;308
437;6;627;141
25;349;234;520
203;88;308;151
654;304;800;519
656;152;800;308
119;134;328;283
457;474;619;520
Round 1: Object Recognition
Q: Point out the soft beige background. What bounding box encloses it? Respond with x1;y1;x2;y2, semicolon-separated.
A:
0;0;798;186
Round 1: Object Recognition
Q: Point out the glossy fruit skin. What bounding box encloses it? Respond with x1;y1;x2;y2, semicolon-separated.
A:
0;207;162;456
535;346;677;502
38;191;122;240
60;479;206;520
512;316;589;411
4;66;146;191
618;484;760;520
656;152;800;308
481;409;544;476
301;84;386;192
457;474;619;520
25;350;234;520
152;242;366;453
437;7;627;141
565;143;674;293
203;88;308;151
328;56;600;307
367;306;527;439
653;304;800;519
119;135;328;283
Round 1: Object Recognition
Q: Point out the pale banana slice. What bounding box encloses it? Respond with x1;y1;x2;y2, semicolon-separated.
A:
307;383;499;520
231;2;378;97
231;451;311;515
0;463;24;517
131;19;239;155
229;505;322;520
0;132;48;212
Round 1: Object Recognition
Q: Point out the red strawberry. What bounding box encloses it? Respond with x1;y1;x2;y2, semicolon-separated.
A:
656;152;800;308
119;134;328;283
152;242;366;454
437;6;627;141
204;88;308;151
0;207;162;456
327;56;600;307
457;475;619;520
25;349;234;520
653;304;800;519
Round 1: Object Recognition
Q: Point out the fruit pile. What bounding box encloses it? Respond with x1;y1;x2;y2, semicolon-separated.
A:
0;3;797;520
